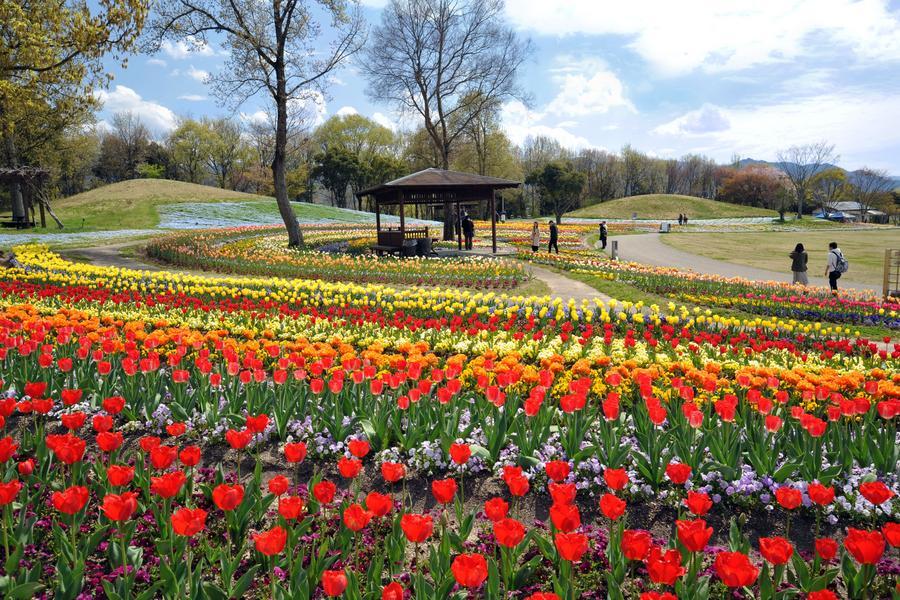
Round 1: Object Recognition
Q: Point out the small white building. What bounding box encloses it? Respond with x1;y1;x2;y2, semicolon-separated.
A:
814;201;888;223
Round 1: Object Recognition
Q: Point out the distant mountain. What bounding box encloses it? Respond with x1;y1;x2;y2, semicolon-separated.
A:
737;158;900;188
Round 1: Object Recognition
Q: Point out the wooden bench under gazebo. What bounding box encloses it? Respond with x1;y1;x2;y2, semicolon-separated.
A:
356;168;520;256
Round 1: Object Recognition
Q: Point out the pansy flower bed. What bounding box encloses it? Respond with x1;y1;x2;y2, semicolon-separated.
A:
0;245;897;598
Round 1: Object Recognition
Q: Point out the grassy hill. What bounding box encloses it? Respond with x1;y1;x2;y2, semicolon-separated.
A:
15;179;379;232
567;194;778;220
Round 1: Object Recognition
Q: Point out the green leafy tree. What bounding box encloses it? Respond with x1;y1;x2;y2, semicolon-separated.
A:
811;167;848;212
527;160;586;224
206;117;247;190
312;147;360;209
168;119;213;184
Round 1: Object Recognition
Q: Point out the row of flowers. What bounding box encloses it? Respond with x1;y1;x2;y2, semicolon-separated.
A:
520;251;900;330
144;226;528;290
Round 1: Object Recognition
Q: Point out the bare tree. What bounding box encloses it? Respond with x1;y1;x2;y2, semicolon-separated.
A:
364;0;530;238
146;0;364;246
111;112;151;180
850;167;893;222
775;141;837;219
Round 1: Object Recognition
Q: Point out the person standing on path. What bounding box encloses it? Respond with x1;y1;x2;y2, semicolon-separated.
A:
530;221;541;252
462;214;475;250
789;243;809;285
825;241;846;294
678;214;684;226
548;221;559;254
599;221;608;250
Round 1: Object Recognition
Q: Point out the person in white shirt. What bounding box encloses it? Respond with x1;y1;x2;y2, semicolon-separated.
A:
825;241;844;294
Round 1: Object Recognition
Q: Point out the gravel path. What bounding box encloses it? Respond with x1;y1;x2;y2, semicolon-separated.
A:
525;264;612;304
611;233;879;292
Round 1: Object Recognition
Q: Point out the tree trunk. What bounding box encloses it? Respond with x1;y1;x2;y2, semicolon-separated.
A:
440;147;454;240
273;90;303;247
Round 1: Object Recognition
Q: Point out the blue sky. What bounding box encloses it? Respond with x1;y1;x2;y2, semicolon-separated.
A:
98;0;900;172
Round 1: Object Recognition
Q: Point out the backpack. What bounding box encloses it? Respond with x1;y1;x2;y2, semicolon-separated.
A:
832;250;849;273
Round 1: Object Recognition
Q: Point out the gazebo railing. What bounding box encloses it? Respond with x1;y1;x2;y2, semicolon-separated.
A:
377;227;429;248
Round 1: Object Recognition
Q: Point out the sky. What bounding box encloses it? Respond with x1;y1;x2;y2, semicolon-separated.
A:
97;0;900;173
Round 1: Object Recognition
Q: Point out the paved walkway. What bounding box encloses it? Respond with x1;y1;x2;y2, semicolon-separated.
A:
611;233;879;293
526;264;612;304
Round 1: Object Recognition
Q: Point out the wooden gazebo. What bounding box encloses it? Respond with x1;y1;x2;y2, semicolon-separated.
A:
0;166;63;229
356;168;520;254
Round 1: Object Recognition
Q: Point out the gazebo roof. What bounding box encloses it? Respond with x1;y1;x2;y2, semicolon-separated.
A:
356;168;520;198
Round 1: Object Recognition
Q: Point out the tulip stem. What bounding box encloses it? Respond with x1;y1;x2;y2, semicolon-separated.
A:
70;515;78;569
2;505;10;562
120;530;128;581
186;545;192;600
270;557;276;600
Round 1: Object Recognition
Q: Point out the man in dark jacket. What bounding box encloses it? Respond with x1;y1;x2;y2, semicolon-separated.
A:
462;215;475;250
548;221;559;254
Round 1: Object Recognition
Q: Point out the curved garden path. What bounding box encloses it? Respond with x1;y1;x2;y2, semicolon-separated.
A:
611;233;879;293
525;263;611;304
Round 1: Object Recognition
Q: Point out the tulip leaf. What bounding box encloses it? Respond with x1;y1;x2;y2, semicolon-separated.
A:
7;582;44;599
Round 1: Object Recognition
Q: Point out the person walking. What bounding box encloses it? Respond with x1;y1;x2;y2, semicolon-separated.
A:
530;221;541;252
548;221;559;254
678;214;684;226
462;214;475;250
789;243;809;285
683;214;688;225
599;221;608;250
825;241;847;294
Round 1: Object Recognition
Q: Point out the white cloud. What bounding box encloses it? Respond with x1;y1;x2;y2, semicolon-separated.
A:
546;67;634;117
371;112;397;131
504;0;900;75
653;104;731;136
95;85;177;134
335;106;359;117
501;100;596;150
147;58;167;67
186;65;209;82
161;36;215;60
178;94;207;102
652;90;900;170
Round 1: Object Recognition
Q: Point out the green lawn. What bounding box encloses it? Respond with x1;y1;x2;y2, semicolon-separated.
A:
567;194;777;220
662;229;899;285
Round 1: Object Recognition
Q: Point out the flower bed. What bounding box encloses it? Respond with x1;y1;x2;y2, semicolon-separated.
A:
0;245;897;598
522;251;900;330
145;226;528;290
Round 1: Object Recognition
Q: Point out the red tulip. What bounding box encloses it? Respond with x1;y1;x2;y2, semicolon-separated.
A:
225;429;252;450
381;582;403;600
646;546;685;585
96;431;123;453
365;491;393;517
525;594;560;600
759;536;794;565
0;479;22;505
278;495;304;520
343;503;373;532
0;437;17;462
494;517;526;547
165;422;186;437
484;497;509;522
400;513;433;543
322;570;348;597
815;537;838;561
603;468;629;491
685;491;713;516
859;481;894;506
806;591;837;600
179;446;201;467
60;412;86;431
640;593;677;600
253;525;287;556
284;441;307;463
599;493;626;520
883;522;900;547
92;415;114;433
347;439;370;458
101;491;138;521
844;528;885;565
807;482;835;506
764;415;782;432
665;462;691;485
550;503;581;533
337;457;362;479
171;507;207;536
548;482;576;506
555;532;589;562
620;529;652;561
451;553;488;588
313;480;336;504
48;434;85;465
545;460;570;482
449;443;471;465
714;551;759;588
150;471;187;499
775;486;802;510
52;485;89;514
212;483;245;511
139;436;161;452
506;475;530;497
245;414;269;433
431;478;457;504
107;464;135;487
16;459;33;476
381;462;405;483
101;395;125;415
676;519;713;553
149;445;178;470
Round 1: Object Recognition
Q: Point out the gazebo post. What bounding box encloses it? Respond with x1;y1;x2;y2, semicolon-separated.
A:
399;189;405;234
374;197;381;237
456;197;462;250
490;190;497;254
